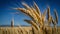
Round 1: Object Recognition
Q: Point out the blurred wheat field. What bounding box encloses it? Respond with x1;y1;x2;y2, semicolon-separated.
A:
0;27;32;34
0;27;60;34
57;27;60;34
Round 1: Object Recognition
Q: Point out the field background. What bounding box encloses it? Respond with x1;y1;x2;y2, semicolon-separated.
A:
0;26;60;34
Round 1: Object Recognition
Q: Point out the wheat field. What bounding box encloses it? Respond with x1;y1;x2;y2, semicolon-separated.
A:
0;27;60;34
0;27;32;34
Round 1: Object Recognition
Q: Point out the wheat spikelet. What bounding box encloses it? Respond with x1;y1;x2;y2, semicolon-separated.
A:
31;7;42;24
15;8;38;23
33;2;41;16
22;2;32;11
22;2;43;26
14;8;37;22
47;6;52;26
24;20;40;30
42;9;47;24
22;2;37;20
30;7;38;23
31;7;40;24
47;6;50;20
54;9;58;23
22;2;38;21
42;10;47;19
33;2;43;26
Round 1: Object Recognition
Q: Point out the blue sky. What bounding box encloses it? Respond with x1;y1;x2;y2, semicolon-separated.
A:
0;0;60;26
